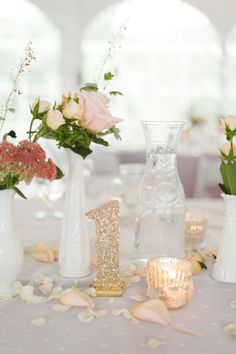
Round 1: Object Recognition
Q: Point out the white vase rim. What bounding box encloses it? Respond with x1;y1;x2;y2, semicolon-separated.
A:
221;193;236;200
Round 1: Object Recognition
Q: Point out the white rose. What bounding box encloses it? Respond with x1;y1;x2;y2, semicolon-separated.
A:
46;110;65;131
33;99;50;114
220;141;236;156
219;116;236;131
62;99;83;120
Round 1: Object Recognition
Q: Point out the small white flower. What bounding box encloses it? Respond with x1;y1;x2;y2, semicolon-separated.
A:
230;299;236;309
83;287;97;297
35;274;53;295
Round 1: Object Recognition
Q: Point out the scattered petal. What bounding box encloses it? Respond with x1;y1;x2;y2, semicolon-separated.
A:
31;243;58;263
78;309;95;323
35;274;53;295
130;293;145;302
230;300;236;309
131;299;171;326
112;308;133;320
31;317;47;327
225;323;236;339
59;289;95;308
51;304;71;313
83;287;97;297
146;338;161;349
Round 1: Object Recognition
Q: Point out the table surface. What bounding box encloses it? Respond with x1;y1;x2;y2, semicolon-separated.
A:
1;197;236;354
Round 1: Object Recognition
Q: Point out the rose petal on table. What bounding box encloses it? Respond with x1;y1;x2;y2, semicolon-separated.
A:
112;308;133;320
31;317;47;327
230;300;236;309
51;304;71;312
59;289;95;308
224;323;236;338
83;287;97;297
131;299;171;326
130;293;145;302
146;338;161;349
78;309;95;323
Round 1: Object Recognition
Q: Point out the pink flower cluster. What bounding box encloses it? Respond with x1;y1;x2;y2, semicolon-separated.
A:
0;140;57;184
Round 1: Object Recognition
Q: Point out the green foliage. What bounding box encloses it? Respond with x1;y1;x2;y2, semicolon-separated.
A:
80;83;98;92
109;91;123;96
104;72;114;81
56;166;64;180
0;174;19;190
220;161;236;195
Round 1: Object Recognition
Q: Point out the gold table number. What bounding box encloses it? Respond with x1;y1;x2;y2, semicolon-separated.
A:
86;200;124;297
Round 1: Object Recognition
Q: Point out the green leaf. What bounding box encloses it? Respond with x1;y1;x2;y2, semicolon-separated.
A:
220;161;236;195
198;261;207;269
80;83;98;92
110;126;122;140
104;72;114;81
218;183;229;194
14;187;27;199
8;108;16;113
3;130;17;140
56;166;64;180
92;136;109;146
109;91;123;96
70;145;92;159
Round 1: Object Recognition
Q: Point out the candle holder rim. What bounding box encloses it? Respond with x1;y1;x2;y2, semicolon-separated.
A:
147;256;192;269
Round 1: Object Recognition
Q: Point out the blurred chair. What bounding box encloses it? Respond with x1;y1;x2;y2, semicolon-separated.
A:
194;155;221;198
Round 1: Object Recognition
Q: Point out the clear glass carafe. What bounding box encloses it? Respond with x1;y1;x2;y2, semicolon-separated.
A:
134;121;185;264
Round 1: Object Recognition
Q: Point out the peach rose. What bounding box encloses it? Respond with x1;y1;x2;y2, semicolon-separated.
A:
79;91;122;132
62;99;84;121
32;99;50;114
46;109;65;131
220;141;236;156
219;116;236;131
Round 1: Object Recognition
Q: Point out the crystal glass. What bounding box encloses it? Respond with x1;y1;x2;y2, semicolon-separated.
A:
134;121;185;263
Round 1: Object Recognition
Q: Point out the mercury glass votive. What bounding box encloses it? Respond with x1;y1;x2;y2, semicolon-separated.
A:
185;212;208;250
147;257;193;309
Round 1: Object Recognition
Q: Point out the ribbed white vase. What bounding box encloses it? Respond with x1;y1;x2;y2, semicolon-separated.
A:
212;194;236;283
58;150;90;278
0;190;23;294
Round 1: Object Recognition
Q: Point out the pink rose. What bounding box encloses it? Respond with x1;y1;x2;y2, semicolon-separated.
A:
79;92;122;132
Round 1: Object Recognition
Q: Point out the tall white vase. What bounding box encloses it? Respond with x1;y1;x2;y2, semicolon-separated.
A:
212;194;236;283
0;190;23;294
58;150;90;278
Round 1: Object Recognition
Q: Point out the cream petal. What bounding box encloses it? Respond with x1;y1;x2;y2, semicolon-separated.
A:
131;299;171;326
59;289;95;308
224;323;236;338
31;317;47;327
112;308;133;320
83;287;97;297
51;304;71;312
146;338;161;349
78;309;95;323
230;300;236;309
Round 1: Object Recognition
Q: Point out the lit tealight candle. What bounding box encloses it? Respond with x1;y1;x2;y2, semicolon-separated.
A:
147;257;193;309
185;212;208;250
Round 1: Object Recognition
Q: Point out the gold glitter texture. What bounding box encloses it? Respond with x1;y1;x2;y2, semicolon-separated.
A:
86;200;124;297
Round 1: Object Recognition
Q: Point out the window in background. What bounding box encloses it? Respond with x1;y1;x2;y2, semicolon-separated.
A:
0;0;61;139
81;0;221;150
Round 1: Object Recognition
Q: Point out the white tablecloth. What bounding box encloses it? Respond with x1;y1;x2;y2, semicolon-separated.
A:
1;198;236;354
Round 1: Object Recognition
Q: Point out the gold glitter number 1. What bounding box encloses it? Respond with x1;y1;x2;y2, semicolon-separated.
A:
86;200;124;297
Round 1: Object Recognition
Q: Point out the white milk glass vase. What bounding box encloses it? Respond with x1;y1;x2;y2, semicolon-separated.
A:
134;121;185;264
212;194;236;283
0;190;23;294
59;150;90;278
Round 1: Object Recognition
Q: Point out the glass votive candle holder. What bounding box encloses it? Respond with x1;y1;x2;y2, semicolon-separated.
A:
185;212;208;250
147;257;193;309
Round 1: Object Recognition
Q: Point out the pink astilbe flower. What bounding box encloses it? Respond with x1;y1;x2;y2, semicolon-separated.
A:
0;140;57;184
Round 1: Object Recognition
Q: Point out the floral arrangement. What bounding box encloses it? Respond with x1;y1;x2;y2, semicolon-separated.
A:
219;116;236;194
28;84;123;159
0;42;62;198
0;140;59;198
